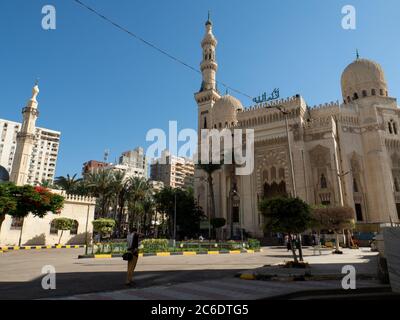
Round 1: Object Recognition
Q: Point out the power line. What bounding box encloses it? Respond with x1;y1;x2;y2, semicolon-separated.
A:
72;0;254;101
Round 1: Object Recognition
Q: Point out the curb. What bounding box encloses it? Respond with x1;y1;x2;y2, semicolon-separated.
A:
1;245;85;252
78;249;261;259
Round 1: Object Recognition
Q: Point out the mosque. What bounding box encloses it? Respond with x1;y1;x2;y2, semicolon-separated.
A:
194;16;400;239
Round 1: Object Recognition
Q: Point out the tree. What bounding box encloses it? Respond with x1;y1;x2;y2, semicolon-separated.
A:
197;163;222;219
85;170;114;218
54;174;81;194
126;177;151;230
312;206;355;254
0;183;64;239
92;218;116;240
154;187;204;239
259;197;312;264
53;217;74;244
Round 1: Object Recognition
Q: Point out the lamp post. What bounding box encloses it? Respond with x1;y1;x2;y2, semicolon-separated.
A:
173;192;177;247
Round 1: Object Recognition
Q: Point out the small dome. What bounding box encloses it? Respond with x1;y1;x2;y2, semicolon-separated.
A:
341;58;388;102
0;166;10;182
212;95;243;128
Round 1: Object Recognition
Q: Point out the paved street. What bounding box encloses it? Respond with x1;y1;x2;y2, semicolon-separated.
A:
0;247;381;300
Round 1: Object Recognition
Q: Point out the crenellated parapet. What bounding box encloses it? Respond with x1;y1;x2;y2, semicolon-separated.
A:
50;189;96;205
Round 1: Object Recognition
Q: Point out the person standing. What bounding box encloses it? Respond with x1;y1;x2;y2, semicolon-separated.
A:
126;227;139;286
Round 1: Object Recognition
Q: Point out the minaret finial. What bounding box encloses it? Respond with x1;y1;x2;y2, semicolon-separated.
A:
356;49;360;60
206;10;212;26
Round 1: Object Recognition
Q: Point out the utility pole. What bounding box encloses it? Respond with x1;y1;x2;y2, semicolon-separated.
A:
173;192;177;247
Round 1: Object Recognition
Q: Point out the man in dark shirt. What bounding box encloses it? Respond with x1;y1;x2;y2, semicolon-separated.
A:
126;227;139;286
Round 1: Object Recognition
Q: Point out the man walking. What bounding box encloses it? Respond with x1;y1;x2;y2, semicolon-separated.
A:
126;226;139;286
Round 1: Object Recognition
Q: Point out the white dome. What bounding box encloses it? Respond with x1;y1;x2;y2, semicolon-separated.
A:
341;58;388;102
211;95;243;128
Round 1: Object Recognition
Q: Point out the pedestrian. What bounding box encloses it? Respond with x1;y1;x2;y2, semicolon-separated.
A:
126;226;139;286
286;235;291;251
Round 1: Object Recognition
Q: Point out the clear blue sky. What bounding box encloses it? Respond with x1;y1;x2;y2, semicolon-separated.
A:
1;0;400;177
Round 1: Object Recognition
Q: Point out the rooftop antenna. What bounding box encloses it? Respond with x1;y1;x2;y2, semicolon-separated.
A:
356;49;360;60
104;149;110;163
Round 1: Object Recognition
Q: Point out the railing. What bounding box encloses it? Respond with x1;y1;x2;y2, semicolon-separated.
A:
87;240;260;255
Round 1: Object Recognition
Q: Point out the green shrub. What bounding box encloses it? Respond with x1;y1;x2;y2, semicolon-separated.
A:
248;238;261;249
141;239;169;253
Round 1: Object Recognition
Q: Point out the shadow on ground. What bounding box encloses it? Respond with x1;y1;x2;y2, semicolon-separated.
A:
0;268;246;300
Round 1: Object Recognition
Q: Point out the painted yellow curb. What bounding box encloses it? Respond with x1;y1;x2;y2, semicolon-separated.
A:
46;245;52;249
56;245;62;249
156;252;170;257
35;246;42;250
246;250;255;253
240;273;256;280
229;250;241;254
65;245;71;249
13;246;20;250
94;254;112;259
207;251;220;255
24;246;31;250
74;245;80;249
183;251;197;256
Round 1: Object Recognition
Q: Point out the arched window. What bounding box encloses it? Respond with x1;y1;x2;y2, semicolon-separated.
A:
203;117;207;129
262;170;268;182
371;89;376;96
353;92;359;100
270;167;277;181
347;96;351;103
380;89;384;96
320;174;328;189
278;168;285;180
70;220;79;235
389;122;393;134
393;122;398;135
362;90;367;97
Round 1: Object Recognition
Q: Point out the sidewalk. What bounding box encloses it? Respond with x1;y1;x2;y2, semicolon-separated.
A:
53;248;386;300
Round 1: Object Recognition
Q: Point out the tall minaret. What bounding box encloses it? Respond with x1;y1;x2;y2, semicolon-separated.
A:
10;83;40;186
194;12;221;135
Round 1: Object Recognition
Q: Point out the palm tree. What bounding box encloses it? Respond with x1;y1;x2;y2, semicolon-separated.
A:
85;170;114;218
197;163;222;220
127;177;151;230
54;174;82;194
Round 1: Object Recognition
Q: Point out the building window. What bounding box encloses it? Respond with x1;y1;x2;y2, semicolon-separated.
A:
10;217;24;230
320;174;328;189
50;220;58;235
232;207;240;223
395;178;400;193
355;203;363;221
353;92;359;100
362;90;367;97
389;122;393;134
371;89;376;96
353;178;359;193
380;89;384;96
70;220;79;235
396;204;400;220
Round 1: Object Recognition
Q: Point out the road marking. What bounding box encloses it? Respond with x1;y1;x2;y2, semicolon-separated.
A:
207;251;219;255
183;251;197;256
156;252;170;257
229;250;241;254
94;254;112;259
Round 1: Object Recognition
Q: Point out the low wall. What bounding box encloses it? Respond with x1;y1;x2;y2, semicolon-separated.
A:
0;193;96;246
